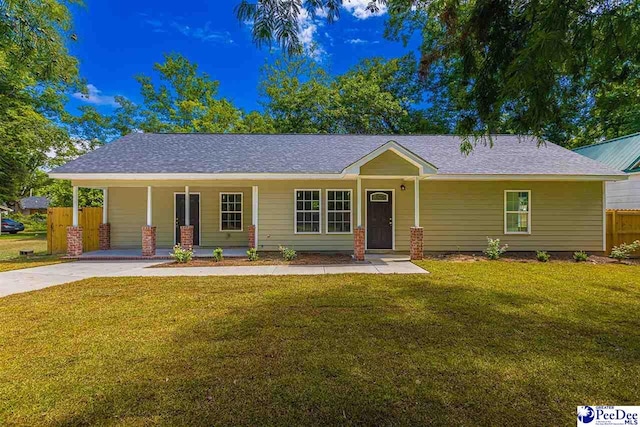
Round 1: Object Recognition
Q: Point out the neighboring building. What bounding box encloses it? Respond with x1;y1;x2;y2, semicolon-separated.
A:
49;133;625;259
19;196;50;215
573;132;640;209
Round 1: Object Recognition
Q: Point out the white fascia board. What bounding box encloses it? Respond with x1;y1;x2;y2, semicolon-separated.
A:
342;140;438;176
428;174;628;181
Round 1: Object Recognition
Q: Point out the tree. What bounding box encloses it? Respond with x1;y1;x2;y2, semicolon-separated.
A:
135;53;243;133
237;0;640;148
0;0;81;205
260;54;446;134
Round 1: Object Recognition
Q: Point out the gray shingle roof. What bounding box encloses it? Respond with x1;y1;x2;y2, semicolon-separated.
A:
20;196;49;209
51;133;624;176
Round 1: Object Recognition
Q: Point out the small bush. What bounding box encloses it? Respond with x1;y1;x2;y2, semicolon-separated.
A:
171;245;193;263
610;240;640;262
246;248;259;261
279;245;297;261
484;237;508;260
536;250;550;262
573;251;588;262
7;212;47;232
212;248;224;262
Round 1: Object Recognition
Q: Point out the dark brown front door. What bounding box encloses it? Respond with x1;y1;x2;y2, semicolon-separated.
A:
175;194;200;246
367;191;393;249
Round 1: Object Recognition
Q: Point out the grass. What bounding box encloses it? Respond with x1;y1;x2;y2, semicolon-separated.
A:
0;232;65;272
1;261;639;425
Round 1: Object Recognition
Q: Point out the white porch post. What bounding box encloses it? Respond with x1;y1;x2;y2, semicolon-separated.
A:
357;177;362;227
252;185;259;247
414;177;420;227
146;186;153;226
102;188;108;224
185;185;190;226
72;186;79;226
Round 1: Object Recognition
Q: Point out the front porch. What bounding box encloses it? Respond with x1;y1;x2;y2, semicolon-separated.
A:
64;175;426;261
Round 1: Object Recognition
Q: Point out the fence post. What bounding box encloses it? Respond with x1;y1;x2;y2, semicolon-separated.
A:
611;210;617;248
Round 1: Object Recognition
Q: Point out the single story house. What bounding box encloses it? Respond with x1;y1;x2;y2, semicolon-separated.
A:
573;132;640;209
19;196;50;215
49;133;625;259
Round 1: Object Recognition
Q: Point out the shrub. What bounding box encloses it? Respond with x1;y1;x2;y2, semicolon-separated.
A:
573;251;588;262
246;248;259;261
484;237;508;260
212;248;224;262
536;250;550;262
279;245;297;261
610;240;640;262
171;244;193;263
7;212;47;232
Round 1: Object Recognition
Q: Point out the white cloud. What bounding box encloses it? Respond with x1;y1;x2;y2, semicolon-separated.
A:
169;21;234;44
72;84;119;107
346;38;367;44
342;0;387;19
298;9;326;61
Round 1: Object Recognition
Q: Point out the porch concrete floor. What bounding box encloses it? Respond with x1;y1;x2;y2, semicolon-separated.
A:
0;255;428;297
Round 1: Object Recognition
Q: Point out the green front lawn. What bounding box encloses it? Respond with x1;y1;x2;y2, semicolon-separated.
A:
1;262;639;425
0;233;65;272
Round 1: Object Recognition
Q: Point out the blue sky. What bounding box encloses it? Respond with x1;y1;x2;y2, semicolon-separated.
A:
66;0;417;115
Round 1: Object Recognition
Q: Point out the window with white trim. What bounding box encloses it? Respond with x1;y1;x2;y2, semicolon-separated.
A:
327;190;352;233
295;190;321;233
504;190;530;234
220;193;243;231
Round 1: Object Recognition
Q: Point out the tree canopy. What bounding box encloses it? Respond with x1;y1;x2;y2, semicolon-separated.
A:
236;0;640;150
260;54;447;134
0;0;82;206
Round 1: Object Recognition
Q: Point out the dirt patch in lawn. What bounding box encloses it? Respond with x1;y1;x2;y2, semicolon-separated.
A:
424;252;640;265
154;252;360;267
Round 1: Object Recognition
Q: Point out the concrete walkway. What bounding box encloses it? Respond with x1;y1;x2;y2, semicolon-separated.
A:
0;256;428;297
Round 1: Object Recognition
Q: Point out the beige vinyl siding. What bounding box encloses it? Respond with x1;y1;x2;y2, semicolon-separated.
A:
359;150;419;176
92;178;603;253
421;181;604;252
108;187;146;248
107;185;252;248
257;181;356;251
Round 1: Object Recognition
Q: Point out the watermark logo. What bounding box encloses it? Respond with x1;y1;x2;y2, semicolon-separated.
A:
577;406;595;423
577;406;640;426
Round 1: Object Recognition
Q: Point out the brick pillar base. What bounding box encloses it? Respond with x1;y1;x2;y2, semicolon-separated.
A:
66;226;83;257
248;224;256;249
354;226;365;261
99;223;111;250
180;225;194;250
142;226;157;256
410;226;424;260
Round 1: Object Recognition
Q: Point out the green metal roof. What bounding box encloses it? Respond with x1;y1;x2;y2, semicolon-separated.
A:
573;132;640;173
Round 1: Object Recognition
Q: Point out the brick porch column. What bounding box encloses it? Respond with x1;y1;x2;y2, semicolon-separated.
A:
248;224;256;249
180;225;194;251
66;226;83;257
98;223;111;250
354;226;365;261
142;226;156;256
410;226;424;260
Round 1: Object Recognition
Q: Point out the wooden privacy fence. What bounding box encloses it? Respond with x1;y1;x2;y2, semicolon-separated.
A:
606;209;640;255
47;207;103;254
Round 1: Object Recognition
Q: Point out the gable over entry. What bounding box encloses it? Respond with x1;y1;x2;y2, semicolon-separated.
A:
342;141;438;178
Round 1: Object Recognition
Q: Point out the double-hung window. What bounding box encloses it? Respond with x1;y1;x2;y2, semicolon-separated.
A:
295;190;321;233
220;193;243;231
504;190;531;234
326;190;352;233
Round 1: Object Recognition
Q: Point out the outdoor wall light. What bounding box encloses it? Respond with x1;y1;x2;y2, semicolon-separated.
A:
400;184;406;191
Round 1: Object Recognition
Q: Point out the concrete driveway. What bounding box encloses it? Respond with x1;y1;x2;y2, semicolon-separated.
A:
0;256;428;297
